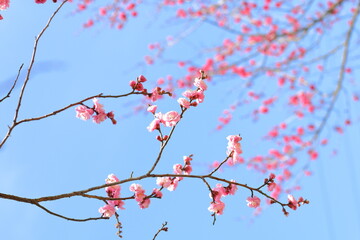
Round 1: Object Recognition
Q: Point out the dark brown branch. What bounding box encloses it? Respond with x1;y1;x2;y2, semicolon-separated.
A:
0;0;69;149
34;202;107;222
152;222;168;240
0;64;24;103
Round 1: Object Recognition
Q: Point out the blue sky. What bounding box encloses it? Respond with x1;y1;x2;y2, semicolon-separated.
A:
1;1;360;239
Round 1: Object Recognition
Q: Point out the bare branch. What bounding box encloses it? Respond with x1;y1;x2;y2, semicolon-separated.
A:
152;222;168;240
0;0;69;148
0;64;24;103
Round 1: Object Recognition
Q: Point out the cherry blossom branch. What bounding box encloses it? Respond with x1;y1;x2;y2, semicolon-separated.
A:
152;222;168;240
146;70;208;175
0;91;142;149
208;153;232;176
0;64;23;103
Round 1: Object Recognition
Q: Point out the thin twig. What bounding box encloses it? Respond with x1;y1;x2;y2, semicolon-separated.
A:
0;64;24;103
312;0;360;142
0;0;69;149
152;222;168;240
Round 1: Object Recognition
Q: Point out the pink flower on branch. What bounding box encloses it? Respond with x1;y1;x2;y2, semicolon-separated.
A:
75;98;116;125
161;111;181;127
75;105;94;121
247;196;261;208
208;201;225;215
99;204;116;218
147;105;157;114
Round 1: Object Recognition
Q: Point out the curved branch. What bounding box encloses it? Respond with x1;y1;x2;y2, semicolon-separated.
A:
0;0;69;149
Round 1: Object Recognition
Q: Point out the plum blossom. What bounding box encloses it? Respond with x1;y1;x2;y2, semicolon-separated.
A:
287;194;298;210
99;204;116;218
93;98;104;113
147;118;161;132
268;182;276;191
156;177;180;191
75;105;94;120
152;188;163;198
148;87;162;102
173;164;183;175
147;105;157;114
208;201;225;215
162;111;180;127
247;196;261;208
129;183;150;209
105;185;120;198
226;135;243;164
177;98;191;108
93;112;108;124
0;0;10;10
194;77;208;91
225;180;238;195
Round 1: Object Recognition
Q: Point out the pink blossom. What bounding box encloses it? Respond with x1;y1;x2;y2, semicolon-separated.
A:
183;155;192;164
226;135;243;157
35;0;47;4
208;201;225;215
177;98;191;108
194;77;208;91
148;87;161;102
183;165;192;175
156;177;172;188
246;196;261;208
156;177;180;191
93;98;105;113
195;90;205;103
138;75;147;82
0;0;10;10
268;182;276;191
147;105;157;114
129;183;146;202
152;188;163;198
108;200;125;210
75;105;94;121
173;164;183;174
93;112;107;124
129;80;137;89
139;198;150;209
105;185;120;198
288;194;298;210
226;180;237;195
99;204;115;218
147;118;161;132
182;89;198;99
210;184;226;202
107;111;117;125
167;178;180;191
162;111;180;127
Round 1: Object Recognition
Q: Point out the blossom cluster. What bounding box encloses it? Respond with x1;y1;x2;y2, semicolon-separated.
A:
147;73;208;138
157;155;193;191
98;174;124;218
75;98;116;124
226;135;243;165
208;180;238;215
129;75;170;102
129;183;163;209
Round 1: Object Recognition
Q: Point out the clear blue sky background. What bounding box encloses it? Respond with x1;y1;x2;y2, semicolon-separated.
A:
1;1;360;240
